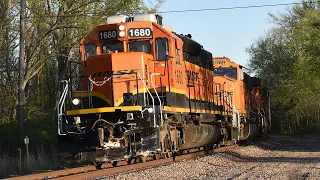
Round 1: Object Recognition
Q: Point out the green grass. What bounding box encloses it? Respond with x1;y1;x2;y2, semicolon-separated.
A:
0;148;60;179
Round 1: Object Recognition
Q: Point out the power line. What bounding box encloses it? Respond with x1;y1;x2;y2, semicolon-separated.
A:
157;1;318;14
24;1;318;19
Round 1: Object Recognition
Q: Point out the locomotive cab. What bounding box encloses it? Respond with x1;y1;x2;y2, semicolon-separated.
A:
73;14;178;109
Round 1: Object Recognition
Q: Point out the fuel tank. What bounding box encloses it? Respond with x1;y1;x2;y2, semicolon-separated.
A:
241;123;258;140
179;123;219;149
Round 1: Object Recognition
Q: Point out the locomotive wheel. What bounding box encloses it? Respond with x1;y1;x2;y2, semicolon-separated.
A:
173;151;181;156
153;153;160;160
166;152;172;158
111;161;118;167
94;162;103;169
163;135;171;152
204;145;209;151
137;156;147;163
127;158;133;165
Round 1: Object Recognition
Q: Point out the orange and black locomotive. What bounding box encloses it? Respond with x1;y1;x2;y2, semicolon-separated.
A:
57;14;271;166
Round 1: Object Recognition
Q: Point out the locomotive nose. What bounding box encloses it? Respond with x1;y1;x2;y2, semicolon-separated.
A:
110;52;149;107
86;52;152;107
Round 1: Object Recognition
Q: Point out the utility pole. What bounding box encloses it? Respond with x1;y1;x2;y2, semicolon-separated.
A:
18;0;25;150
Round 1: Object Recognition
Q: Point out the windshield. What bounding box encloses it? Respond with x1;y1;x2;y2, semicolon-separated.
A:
128;40;151;53
102;42;123;53
214;67;237;79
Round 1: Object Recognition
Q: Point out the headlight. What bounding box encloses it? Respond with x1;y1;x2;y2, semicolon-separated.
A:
119;31;125;37
147;108;153;113
72;98;80;106
119;25;125;30
126;113;134;120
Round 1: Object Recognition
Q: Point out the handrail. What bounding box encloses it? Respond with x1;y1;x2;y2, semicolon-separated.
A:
136;73;156;127
57;80;69;135
57;80;83;135
151;73;163;126
225;92;240;130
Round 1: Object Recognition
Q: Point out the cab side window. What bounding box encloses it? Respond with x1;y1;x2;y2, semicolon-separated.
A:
176;48;181;65
155;38;168;60
175;41;181;65
84;43;97;60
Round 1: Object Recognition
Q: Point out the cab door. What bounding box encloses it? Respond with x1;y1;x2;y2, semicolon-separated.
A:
153;37;170;106
172;39;187;109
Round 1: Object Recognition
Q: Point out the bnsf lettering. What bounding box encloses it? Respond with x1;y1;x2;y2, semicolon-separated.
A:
92;71;113;78
92;72;103;78
92;69;139;78
186;70;199;81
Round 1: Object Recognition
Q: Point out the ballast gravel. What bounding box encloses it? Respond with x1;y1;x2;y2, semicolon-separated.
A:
96;134;320;180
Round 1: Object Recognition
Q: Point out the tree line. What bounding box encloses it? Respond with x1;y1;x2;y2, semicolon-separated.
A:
0;0;164;152
246;0;320;134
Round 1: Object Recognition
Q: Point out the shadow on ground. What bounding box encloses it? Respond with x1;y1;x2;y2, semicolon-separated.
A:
218;134;320;164
255;134;320;152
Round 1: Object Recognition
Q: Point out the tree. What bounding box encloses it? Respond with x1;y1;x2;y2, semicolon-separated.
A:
246;0;320;134
0;0;19;123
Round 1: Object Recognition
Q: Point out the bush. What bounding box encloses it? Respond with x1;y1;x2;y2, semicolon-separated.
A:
296;122;320;135
0;115;58;153
0;148;60;179
23;116;58;152
0;114;61;178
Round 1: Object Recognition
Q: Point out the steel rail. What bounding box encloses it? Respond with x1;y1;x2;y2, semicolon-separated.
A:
5;144;238;180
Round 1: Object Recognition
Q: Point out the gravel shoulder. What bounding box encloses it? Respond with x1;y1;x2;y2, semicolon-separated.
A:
98;134;320;180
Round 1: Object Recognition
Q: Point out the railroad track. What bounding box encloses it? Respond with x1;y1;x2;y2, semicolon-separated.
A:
5;144;238;180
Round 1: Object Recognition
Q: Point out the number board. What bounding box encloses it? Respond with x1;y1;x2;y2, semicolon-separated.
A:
214;60;226;65
99;30;117;40
128;28;152;37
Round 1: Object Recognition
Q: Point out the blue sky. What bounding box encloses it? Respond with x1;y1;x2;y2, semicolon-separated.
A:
154;0;299;67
